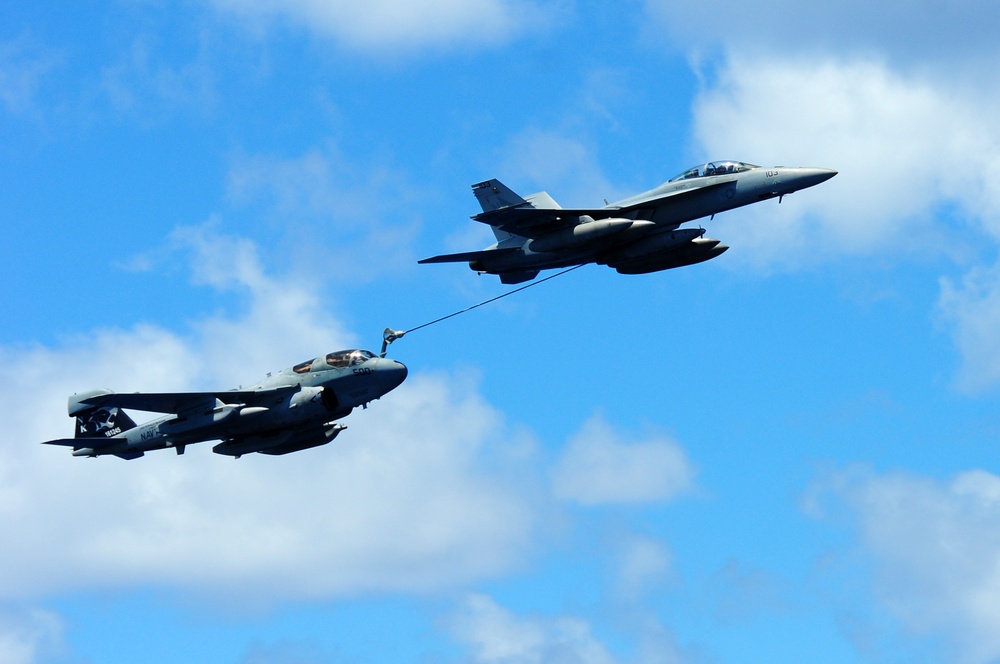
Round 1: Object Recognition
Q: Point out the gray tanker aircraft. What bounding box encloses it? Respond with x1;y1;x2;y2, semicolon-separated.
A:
420;161;836;283
42;349;408;460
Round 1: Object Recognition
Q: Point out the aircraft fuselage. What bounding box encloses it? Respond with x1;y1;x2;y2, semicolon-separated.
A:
420;163;837;282
49;350;408;459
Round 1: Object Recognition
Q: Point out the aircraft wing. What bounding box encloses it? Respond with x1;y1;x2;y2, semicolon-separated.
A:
473;180;733;237
79;385;298;414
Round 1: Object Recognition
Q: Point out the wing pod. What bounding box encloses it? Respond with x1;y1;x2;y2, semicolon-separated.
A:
160;402;243;434
525;217;647;253
596;227;705;263
609;237;728;274
213;424;347;458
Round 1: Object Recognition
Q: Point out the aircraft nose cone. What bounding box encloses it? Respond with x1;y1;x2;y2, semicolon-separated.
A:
379;359;408;391
793;167;838;190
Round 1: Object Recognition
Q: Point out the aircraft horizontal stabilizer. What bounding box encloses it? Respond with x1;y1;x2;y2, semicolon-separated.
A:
41;438;81;447
41;438;134;458
418;247;519;264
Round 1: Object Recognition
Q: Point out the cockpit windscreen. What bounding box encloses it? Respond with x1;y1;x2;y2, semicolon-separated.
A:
293;349;375;374
325;349;375;368
669;161;759;182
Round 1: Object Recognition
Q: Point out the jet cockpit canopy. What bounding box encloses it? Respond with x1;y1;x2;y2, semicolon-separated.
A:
293;349;376;374
669;161;759;182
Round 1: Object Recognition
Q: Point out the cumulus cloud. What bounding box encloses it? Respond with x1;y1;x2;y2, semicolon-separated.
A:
449;594;618;664
224;146;421;281
0;608;63;664
448;593;691;664
808;465;1000;663
100;32;218;119
207;0;558;54
551;414;694;506
938;261;1000;394
707;560;790;624
0;226;541;606
239;640;336;664
685;55;1000;269
0;36;60;116
497;129;623;208
648;0;1000;71
0;221;702;611
645;0;1000;269
655;8;1000;388
614;536;672;601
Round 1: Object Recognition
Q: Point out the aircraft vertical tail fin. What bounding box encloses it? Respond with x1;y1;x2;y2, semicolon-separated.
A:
523;191;561;210
69;390;138;439
473;179;526;213
472;179;563;212
491;227;517;242
472;179;563;243
473;179;525;243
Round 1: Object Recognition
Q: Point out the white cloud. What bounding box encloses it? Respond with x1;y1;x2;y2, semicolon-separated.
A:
496;128;627;208
207;0;559;55
0;608;63;664
615;536;672;601
0;226;541;606
448;593;691;664
0;223;702;609
170;222;360;383
686;55;1000;269
648;0;1000;71
239;640;335;664
224;146;421;282
0;36;60;116
809;466;1000;664
551;414;694;506
449;594;617;664
669;26;1000;386
938;261;1000;394
100;32;217;119
707;560;789;624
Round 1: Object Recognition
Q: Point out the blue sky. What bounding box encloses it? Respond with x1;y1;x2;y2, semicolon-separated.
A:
3;2;1000;663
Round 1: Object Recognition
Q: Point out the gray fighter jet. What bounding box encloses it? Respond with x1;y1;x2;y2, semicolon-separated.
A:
420;161;836;283
42;349;408;460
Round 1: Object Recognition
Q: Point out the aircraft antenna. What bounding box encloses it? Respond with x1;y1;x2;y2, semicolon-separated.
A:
380;264;585;356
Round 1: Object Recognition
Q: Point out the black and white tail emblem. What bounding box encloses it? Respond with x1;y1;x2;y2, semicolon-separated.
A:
78;407;119;436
